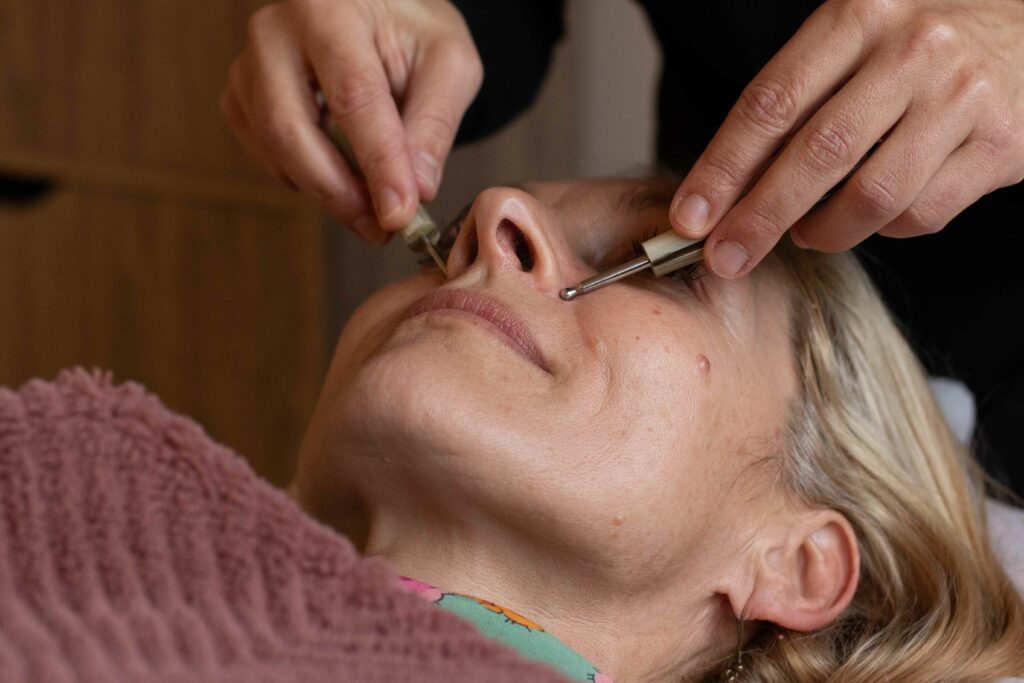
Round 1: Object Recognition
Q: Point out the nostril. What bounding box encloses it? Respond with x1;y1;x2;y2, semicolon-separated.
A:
497;219;534;272
466;228;478;264
514;231;534;272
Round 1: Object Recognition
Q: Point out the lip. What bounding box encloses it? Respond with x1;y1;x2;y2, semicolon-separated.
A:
403;289;550;373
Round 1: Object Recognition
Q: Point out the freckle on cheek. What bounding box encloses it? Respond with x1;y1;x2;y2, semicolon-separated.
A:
612;515;625;526
651;306;662;316
697;354;711;377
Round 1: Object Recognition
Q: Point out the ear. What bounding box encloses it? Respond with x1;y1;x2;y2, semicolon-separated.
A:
743;510;859;632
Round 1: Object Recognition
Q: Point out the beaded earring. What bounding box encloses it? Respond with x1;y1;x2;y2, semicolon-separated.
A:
723;616;745;681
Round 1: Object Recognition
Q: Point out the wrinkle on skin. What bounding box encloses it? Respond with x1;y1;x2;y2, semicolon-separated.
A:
296;178;800;682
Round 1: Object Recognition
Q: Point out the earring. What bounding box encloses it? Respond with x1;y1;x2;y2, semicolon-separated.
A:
723;616;745;681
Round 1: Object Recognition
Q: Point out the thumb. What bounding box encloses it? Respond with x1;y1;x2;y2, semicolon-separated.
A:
402;41;483;200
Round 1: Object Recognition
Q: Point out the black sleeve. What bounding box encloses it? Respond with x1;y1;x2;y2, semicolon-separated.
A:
449;0;567;144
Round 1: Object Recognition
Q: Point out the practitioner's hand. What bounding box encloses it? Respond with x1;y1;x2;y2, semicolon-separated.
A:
221;0;482;243
670;0;1024;277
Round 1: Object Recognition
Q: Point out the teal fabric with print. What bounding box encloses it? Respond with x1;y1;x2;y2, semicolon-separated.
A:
398;577;611;682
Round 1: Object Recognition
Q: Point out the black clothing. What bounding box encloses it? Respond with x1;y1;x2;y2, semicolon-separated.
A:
450;0;1024;496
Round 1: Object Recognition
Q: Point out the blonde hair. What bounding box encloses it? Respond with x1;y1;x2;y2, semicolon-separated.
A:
702;243;1024;682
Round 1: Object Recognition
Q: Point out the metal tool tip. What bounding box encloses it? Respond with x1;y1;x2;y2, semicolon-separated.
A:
559;287;578;301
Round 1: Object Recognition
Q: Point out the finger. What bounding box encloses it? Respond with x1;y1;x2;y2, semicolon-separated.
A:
304;7;419;230
703;57;911;277
402;40;482;200
220;82;296;189
243;7;387;243
791;101;973;252
878;139;1000;238
670;1;866;238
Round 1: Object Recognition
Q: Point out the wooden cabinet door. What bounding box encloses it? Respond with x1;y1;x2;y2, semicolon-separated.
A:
0;188;326;485
0;0;269;177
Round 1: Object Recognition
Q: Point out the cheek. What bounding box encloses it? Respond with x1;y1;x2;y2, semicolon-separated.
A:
328;275;435;371
585;304;724;470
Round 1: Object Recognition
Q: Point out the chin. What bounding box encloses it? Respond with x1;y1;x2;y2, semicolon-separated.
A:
334;333;515;443
321;328;556;490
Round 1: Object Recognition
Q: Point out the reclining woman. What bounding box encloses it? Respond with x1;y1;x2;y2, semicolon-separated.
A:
293;177;1024;683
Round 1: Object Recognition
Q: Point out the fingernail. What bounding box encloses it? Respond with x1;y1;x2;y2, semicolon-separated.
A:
789;227;809;249
414;150;441;192
711;240;749;278
672;193;710;234
353;215;388;245
379;186;406;224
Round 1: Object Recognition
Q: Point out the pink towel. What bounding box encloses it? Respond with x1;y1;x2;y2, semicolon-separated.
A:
0;369;569;683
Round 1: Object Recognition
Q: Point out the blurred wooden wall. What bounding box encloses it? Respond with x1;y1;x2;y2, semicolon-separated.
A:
0;0;326;484
0;0;660;484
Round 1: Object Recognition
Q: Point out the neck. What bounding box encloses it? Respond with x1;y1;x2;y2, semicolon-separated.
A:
364;507;733;682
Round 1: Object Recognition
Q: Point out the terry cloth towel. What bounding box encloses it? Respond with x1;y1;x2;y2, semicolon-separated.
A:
0;369;571;683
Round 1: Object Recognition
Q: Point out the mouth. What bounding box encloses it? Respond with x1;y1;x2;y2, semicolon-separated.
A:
403;289;550;373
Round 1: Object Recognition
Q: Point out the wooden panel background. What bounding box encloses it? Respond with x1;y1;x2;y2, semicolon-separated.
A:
0;0;330;484
0;189;325;485
0;0;269;177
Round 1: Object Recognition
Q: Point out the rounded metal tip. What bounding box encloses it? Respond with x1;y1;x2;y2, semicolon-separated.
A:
559;287;578;301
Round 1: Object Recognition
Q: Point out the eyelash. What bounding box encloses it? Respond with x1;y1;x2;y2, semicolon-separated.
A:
419;216;706;288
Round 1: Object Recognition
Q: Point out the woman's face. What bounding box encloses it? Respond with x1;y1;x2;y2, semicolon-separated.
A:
299;178;798;582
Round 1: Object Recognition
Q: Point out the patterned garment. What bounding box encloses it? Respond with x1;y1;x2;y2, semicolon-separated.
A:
399;577;614;682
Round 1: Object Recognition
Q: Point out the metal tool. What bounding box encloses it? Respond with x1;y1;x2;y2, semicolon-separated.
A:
560;232;705;301
559;136;880;301
315;91;446;273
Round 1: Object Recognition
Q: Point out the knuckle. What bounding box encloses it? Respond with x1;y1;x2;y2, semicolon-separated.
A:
801;118;857;172
437;41;483;87
289;0;326;19
257;112;299;152
741;200;788;241
852;170;902;218
699;152;747;193
842;0;904;30
951;63;996;104
466;50;484;88
903;203;946;235
358;140;405;177
970;115;1016;162
414;109;457;153
245;4;276;42
902;12;960;60
326;75;387;122
735;76;801;135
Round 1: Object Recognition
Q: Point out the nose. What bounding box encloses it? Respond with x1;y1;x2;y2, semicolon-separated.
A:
445;187;567;295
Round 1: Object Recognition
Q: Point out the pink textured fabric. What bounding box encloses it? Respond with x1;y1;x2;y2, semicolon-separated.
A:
0;369;570;683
